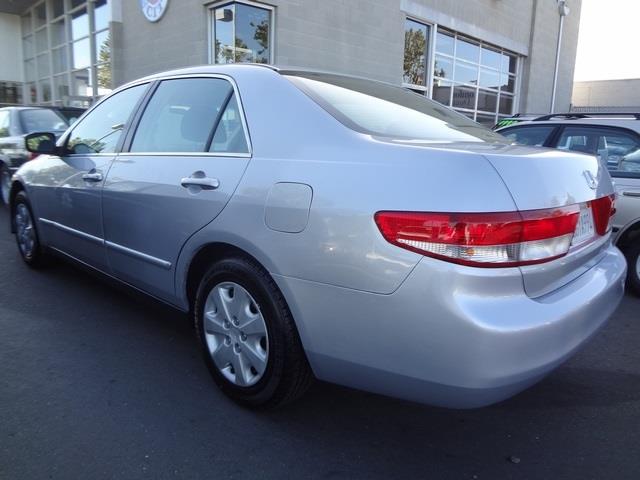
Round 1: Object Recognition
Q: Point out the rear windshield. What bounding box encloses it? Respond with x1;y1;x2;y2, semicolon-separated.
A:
284;72;505;143
19;109;68;133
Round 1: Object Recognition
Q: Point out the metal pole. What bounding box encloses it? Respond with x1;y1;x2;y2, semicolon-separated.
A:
551;1;569;113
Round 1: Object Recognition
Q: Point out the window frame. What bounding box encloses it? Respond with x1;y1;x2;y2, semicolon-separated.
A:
207;0;275;66
402;16;435;93
121;73;253;158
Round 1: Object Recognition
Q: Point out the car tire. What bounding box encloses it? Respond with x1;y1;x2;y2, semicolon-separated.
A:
0;163;11;205
194;256;313;408
624;242;640;296
13;191;47;268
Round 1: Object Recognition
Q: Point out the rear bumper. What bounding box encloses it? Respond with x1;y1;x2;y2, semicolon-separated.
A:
276;245;627;408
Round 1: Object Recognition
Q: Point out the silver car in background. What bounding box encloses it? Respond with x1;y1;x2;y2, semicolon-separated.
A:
498;113;640;296
8;65;626;408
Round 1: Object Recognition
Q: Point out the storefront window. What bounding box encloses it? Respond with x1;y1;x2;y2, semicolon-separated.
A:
431;27;518;126
22;0;112;105
0;82;23;106
211;2;273;65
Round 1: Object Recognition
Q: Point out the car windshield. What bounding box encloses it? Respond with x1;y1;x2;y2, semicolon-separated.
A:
19;109;68;133
284;71;506;143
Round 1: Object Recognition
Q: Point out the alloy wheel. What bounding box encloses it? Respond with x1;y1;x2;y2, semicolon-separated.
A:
15;203;36;258
203;282;269;387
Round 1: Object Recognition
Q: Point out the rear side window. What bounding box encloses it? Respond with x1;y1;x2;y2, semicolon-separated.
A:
501;125;555;146
284;72;505;143
209;94;249;154
557;126;640;178
67;84;147;154
130;77;248;154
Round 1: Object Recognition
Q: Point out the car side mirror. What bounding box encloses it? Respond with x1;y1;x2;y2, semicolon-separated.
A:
24;132;57;155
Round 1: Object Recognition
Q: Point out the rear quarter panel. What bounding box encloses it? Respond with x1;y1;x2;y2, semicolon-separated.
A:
174;67;518;304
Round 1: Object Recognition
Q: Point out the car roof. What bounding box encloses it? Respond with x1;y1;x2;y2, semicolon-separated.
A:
0;106;55;111
497;117;640;134
118;63;409;94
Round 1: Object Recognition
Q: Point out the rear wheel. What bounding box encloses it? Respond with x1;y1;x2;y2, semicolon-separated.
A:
13;191;47;268
624;242;640;296
0;164;11;205
194;256;313;408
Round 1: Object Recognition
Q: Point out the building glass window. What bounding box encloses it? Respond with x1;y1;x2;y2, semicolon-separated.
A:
403;19;430;91
21;0;112;106
210;1;273;65
431;28;518;126
0;82;24;107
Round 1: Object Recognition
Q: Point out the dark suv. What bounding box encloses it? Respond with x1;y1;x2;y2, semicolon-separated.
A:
497;113;640;295
0;107;68;204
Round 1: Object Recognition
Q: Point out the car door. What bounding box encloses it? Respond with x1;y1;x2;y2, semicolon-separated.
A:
554;125;640;234
34;83;149;271
101;76;251;301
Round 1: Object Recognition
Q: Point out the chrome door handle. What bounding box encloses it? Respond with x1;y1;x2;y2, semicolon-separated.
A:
180;176;220;190
622;191;640;198
82;172;103;182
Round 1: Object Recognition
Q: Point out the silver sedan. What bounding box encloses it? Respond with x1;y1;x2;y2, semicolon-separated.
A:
8;65;626;408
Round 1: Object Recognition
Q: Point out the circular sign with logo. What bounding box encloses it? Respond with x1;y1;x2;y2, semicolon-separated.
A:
140;0;168;22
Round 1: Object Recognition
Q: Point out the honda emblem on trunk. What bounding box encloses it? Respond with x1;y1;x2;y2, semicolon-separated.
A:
583;170;598;190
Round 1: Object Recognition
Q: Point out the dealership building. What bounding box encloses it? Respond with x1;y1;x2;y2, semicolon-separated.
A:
0;0;581;126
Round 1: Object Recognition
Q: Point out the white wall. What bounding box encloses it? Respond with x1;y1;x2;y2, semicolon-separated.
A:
573;79;640;108
0;13;23;82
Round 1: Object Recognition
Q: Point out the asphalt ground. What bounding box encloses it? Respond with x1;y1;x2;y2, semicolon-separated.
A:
1;205;639;479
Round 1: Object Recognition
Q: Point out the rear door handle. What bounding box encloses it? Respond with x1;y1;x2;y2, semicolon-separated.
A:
622;191;640;198
82;171;103;182
181;174;220;190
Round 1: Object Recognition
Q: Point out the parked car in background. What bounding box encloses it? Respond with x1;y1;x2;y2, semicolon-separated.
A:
0;106;68;204
492;113;547;130
497;113;640;295
8;65;625;409
49;106;86;126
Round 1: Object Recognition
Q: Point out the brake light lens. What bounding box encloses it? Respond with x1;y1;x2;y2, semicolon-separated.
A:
375;205;587;267
590;194;615;235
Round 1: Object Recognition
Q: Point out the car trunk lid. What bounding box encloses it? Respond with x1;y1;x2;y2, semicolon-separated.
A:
469;143;615;297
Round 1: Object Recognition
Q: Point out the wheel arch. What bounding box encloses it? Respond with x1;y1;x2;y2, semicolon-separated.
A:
182;240;315;360
615;219;640;251
184;242;273;312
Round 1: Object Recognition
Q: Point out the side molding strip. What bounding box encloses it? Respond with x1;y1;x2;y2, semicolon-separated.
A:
39;218;103;244
105;241;172;270
39;217;172;270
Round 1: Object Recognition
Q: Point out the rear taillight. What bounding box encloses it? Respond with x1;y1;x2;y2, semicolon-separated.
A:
375;205;586;267
590;194;615;235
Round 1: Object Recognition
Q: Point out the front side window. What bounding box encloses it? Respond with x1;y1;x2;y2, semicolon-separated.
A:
286;72;505;143
67;83;147;154
211;2;272;64
501;125;556;147
131;77;248;153
557;126;640;178
403;19;430;90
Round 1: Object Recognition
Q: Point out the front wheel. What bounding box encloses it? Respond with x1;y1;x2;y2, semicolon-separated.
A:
624;242;640;296
13;191;47;268
0;164;11;205
194;256;313;408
